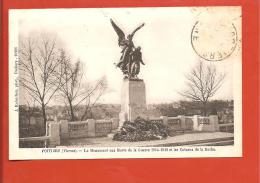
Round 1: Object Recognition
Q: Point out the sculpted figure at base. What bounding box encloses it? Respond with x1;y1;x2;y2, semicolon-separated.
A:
110;19;145;79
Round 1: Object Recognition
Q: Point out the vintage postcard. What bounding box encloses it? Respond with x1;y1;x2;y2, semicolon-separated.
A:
9;6;242;160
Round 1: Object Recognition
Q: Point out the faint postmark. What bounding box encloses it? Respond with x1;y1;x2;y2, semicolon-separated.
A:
191;20;238;61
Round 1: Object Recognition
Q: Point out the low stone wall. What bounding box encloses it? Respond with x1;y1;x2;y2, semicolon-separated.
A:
184;117;194;131
19;115;231;147
156;115;220;133
95;120;113;137
19;121;60;148
68;121;89;138
194;115;219;132
60;118;119;139
167;117;182;132
219;123;234;133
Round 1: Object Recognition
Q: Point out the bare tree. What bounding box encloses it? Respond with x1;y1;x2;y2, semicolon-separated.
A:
58;50;108;121
19;33;64;135
58;50;84;121
80;77;107;121
180;61;225;116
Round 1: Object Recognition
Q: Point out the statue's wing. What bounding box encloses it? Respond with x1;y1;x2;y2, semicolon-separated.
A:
130;23;145;39
110;19;126;45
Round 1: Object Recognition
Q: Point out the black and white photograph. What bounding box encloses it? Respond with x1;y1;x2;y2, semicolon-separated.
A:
9;7;242;159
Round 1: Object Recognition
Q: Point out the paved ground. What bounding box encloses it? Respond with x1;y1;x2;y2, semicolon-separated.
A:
60;132;234;147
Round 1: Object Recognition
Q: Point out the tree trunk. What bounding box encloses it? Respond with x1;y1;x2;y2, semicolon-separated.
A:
202;102;207;116
41;103;47;136
81;105;89;121
28;114;31;135
90;108;93;119
68;100;75;121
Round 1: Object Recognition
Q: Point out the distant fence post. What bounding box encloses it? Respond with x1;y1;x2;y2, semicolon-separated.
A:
60;120;69;139
160;116;168;126
209;115;219;132
178;115;186;129
193;115;200;131
48;122;60;147
112;118;119;130
87;119;96;137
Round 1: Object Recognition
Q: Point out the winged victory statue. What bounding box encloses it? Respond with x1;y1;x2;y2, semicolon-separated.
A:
110;19;145;79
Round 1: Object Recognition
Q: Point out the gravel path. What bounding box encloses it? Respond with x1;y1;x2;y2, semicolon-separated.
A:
60;132;234;147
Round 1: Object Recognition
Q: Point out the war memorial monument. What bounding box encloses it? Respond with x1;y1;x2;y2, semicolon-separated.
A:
110;19;147;125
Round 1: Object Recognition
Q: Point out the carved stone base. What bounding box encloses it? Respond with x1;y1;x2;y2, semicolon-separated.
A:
119;78;147;125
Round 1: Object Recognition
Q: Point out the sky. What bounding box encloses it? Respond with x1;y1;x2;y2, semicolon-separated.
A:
13;7;241;104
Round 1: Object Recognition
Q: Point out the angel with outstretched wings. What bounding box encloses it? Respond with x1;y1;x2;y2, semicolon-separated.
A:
110;19;145;77
110;19;145;47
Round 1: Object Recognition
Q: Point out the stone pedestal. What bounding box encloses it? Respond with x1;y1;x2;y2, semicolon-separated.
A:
48;122;60;147
59;120;69;139
119;79;147;125
87;119;96;137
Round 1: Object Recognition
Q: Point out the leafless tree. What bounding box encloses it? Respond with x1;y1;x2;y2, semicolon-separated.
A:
80;77;107;121
58;50;108;121
58;50;84;121
180;61;225;116
19;33;64;135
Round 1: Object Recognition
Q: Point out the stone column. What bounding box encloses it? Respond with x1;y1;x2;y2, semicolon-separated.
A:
193;115;200;131
111;118;119;130
48;122;60;147
59;120;69;139
87;119;96;137
160;116;168;126
45;121;51;136
119;79;147;123
209;115;219;132
178;115;186;129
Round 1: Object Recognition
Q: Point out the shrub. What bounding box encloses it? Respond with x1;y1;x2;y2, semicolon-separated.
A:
113;117;168;141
